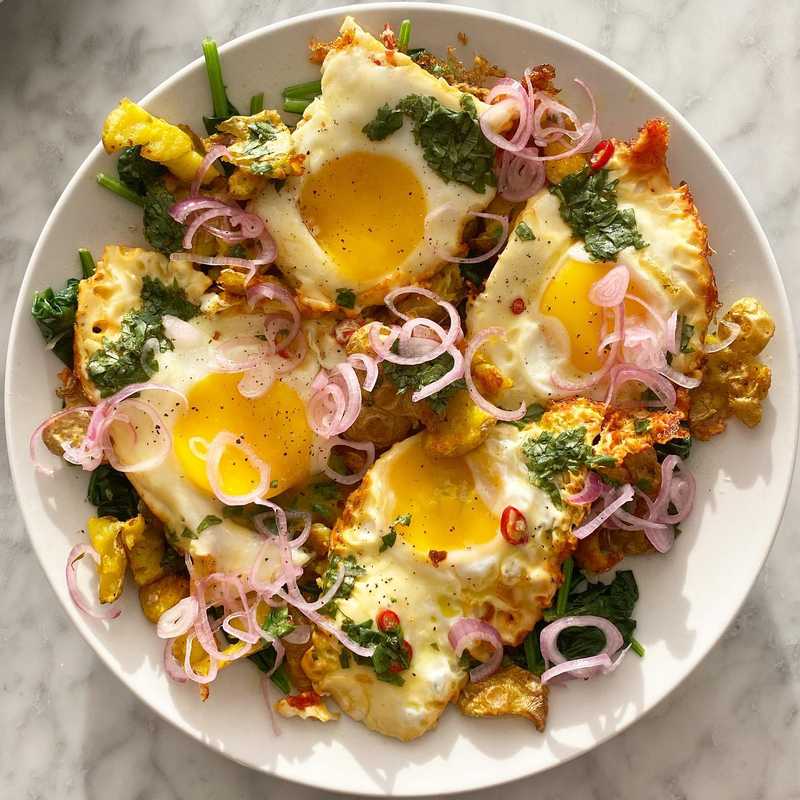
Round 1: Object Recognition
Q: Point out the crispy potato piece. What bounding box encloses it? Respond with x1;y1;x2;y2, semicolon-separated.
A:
208;110;305;179
690;298;774;440
138;573;189;624
276;693;339;722
457;665;549;731
101;98;208;182
42;369;92;456
122;518;167;587
424;390;495;457
227;168;268;200
544;139;588;185
87;517;131;604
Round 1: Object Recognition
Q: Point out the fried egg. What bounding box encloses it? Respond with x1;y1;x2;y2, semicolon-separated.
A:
302;401;601;740
251;17;511;313
75;246;330;576
468;119;718;406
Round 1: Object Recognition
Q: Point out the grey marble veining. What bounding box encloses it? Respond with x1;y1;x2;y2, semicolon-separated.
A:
1;0;799;797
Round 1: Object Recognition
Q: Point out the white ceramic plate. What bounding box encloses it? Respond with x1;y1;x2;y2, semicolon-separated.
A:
5;3;798;795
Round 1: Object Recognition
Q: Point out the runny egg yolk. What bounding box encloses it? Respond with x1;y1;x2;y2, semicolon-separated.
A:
173;372;313;500
540;259;636;372
387;438;497;553
299;152;426;283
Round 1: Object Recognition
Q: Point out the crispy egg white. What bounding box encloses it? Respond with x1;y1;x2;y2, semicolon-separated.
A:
303;403;601;741
75;247;332;576
251;17;511;313
468;119;717;406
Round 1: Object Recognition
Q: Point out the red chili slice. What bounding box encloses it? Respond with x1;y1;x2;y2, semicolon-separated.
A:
500;505;529;545
389;640;414;672
511;297;526;315
590;139;615;170
376;608;401;632
286;690;321;710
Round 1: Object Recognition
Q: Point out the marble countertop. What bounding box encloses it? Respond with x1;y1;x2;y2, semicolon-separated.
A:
1;0;799;797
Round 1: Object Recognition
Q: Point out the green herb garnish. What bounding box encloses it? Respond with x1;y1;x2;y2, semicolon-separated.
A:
116;146;166;195
509;403;546;430
383;347;466;415
380;513;411;552
363;93;496;193
96;173;145;207
261;606;296;640
201;37;240;134
78;249;96;279
397;19;412;52
249;92;264;115
180;526;198;540
197;514;223;535
679;315;695;353
655;434;692;461
336;288;356;309
318;555;365;617
241;121;282;174
634;418;651;434
86;276;199;396
522;426;616;508
515;221;535;241
554;557;574;617
341;618;411;686
281;79;322;115
550;167;647;261
143;183;186;255
87;464;140;520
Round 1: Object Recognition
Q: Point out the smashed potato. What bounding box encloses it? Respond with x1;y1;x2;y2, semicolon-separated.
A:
122;518;167;586
424;390;495;457
208;110;304;179
457;665;548;731
276;693;339;722
690;298;774;440
101;98;208;182
87;516;130;604
138;573;189;624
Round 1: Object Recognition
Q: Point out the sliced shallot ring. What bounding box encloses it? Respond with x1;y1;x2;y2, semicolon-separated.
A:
539;615;624;667
104;398;172;474
157;597;199;639
566;471;604;505
541;647;630;685
588;265;630;308
205;431;270;505
464;328;526;421
190;144;230;197
440;212;509;265
347;353;379;392
183;632;220;685
322;437;375;485
572;484;635;539
163;638;188;683
245;282;301;348
66;544;121;620
411;346;464;402
605;363;676;409
448;617;504;683
703;319;741;354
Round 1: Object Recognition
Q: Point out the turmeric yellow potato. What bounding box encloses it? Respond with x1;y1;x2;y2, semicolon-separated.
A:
424;390;495;457
138;574;189;624
101;98;209;183
544;139;588;185
86;516;129;604
121;517;167;587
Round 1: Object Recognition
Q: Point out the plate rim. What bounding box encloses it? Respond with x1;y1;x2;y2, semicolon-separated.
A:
5;2;799;795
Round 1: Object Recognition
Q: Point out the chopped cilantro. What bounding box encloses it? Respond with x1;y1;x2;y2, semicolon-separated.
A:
515;221;535;241
362;103;404;140
522;426;616;508
318;555;365;617
241;121;282;175
197;514;222;534
143;183;186;255
180;526;198;540
383;347;466;415
634;418;651;434
550;167;647;261
261;606;295;639
86;276;199;396
341;618;411;686
336;288;356;309
380;513;411;552
117;146;166;195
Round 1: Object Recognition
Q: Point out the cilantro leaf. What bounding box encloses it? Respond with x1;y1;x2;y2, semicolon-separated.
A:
508;403;546;430
336;288;356;309
550;167;647;261
180;527;198;540
318;555;365;617
241;121;282;175
522;426;616;508
383;349;466;415
379;513;412;552
515;221;535;241
117;146;166;195
262;606;296;639
341;618;411;686
362;103;404;140
633;417;651;434
87;276;199;396
197;514;223;534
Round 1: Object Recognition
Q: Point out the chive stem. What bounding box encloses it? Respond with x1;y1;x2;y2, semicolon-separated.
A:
96;173;145;207
249;92;264;115
78;248;96;278
283;98;312;115
523;632;537;673
630;637;646;658
398;19;412;52
555;557;574;617
202;38;229;118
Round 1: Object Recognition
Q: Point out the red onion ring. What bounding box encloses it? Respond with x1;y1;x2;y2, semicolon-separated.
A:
245;283;301;349
464;328;526;421
182;632;220;685
666;310;679;355
605;363;676;409
163;315;206;347
540;614;624;670
479;81;532;152
703;319;741;354
157;597;199;639
163;638;189;683
322;437;375;485
104;398;173;474
572;484;635;539
541;645;629;685
448;617;504;683
347;353;379;392
566;471;604;505
496;148;546;202
66;544;121;620
588;265;630;308
205;431;270;505
440;212;509;265
411;346;464;402
657;363;701;389
190;144;230;197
